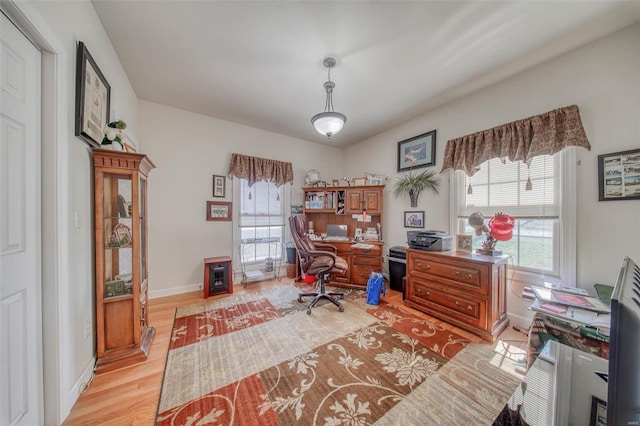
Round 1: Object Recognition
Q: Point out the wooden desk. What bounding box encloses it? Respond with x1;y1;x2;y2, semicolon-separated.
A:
295;240;383;289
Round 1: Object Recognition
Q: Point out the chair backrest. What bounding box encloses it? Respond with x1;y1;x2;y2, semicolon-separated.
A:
289;214;314;273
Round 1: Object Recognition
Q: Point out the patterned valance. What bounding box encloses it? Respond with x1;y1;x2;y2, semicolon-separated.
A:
227;153;293;187
440;105;591;176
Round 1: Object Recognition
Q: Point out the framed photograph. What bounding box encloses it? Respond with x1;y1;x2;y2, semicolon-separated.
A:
207;201;232;221
354;177;367;186
404;211;424;228
589;396;607;426
456;234;473;253
369;177;383;186
317;181;327;187
332;179;340;187
213;175;226;198
397;130;437;172
75;41;111;148
598;148;640;201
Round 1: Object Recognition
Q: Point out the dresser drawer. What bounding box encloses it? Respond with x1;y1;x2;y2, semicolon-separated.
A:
352;255;381;267
410;254;487;294
409;280;483;325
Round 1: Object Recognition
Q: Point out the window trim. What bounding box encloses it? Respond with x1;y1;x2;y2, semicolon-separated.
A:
449;149;577;287
232;179;290;282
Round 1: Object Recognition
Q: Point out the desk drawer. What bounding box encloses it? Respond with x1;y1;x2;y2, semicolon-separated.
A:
352;265;377;285
410;281;483;325
352;255;381;267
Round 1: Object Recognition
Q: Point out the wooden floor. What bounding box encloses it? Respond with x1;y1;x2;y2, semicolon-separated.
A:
62;279;491;425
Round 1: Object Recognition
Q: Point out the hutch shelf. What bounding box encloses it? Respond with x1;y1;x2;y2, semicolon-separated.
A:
93;149;156;373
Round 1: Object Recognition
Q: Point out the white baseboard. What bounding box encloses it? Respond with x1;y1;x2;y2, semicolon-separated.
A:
62;357;95;421
149;282;202;299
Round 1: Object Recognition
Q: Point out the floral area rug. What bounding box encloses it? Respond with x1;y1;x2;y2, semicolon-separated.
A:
156;284;521;425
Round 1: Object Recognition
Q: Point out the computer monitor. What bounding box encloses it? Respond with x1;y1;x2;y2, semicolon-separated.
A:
606;256;640;425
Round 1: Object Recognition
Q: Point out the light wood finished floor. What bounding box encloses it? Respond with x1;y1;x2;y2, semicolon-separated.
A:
62;279;503;425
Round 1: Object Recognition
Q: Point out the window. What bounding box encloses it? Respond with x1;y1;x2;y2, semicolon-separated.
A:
456;152;575;282
236;179;286;266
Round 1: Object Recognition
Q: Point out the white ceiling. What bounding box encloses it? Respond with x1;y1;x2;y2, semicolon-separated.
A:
92;1;640;148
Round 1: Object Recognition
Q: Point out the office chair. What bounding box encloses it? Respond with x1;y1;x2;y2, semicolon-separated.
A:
289;214;348;314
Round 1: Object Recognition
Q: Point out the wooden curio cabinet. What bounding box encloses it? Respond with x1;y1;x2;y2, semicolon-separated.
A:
93;149;156;373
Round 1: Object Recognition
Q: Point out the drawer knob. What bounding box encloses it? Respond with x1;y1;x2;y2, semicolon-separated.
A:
455;271;472;280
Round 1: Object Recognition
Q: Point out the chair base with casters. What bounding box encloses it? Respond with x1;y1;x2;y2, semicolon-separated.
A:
298;274;344;315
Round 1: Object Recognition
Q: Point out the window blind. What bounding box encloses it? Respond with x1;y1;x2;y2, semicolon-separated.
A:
458;155;559;218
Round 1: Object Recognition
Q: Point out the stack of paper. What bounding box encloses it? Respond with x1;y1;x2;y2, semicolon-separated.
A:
528;287;611;331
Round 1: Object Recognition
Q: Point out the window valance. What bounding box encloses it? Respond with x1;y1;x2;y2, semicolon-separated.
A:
227;153;293;187
440;105;591;176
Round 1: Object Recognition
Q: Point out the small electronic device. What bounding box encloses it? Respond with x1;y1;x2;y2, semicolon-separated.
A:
407;230;453;252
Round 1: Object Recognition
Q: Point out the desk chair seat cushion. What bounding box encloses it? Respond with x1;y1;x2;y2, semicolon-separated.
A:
304;255;348;276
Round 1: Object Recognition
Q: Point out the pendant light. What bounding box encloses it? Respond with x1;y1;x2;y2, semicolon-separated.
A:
311;57;346;138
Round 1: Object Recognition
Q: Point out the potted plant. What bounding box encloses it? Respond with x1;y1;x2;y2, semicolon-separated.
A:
393;169;440;207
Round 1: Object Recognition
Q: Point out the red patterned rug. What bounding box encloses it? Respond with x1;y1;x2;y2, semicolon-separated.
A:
156;284;520;425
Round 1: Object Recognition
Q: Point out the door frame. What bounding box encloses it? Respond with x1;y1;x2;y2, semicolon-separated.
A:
1;2;68;424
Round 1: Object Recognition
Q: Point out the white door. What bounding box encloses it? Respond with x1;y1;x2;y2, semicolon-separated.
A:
0;12;43;426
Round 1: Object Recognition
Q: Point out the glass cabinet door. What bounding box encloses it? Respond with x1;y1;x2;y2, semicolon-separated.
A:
103;173;134;298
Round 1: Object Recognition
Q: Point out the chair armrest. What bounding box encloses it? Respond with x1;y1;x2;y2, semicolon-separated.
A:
313;242;338;254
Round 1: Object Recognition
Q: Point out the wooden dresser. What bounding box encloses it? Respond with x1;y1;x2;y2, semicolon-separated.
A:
405;249;509;342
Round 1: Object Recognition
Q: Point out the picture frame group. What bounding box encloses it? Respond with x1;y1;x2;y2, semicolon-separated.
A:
206;201;232;221
213;175;226;198
75;41;111;148
404;211;424;228
397;130;436;172
598;148;640;201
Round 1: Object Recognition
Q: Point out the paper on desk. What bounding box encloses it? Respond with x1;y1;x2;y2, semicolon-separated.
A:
351;242;375;249
529;299;610;329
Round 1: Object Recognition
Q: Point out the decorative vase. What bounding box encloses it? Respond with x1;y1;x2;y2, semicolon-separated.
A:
409;189;419;207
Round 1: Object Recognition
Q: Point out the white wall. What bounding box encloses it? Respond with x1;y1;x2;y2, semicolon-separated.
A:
345;23;640;326
14;0;140;421
138;101;344;297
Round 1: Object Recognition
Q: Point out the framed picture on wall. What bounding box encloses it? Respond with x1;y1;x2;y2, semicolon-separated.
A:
598;148;640;201
213;175;226;198
397;130;436;172
75;41;111;148
207;201;232;221
404;211;424;228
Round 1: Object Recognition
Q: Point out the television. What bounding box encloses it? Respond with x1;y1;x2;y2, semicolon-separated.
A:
607;256;640;425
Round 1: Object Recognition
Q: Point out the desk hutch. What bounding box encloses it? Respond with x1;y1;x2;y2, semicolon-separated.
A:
302;185;384;289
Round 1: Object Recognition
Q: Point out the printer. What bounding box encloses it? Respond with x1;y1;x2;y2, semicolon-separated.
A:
407;230;454;252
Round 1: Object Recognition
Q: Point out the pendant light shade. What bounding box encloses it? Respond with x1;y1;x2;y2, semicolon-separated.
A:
311;58;346;138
